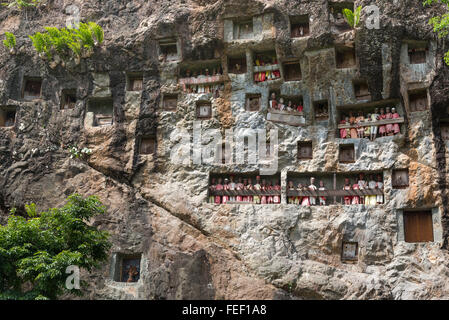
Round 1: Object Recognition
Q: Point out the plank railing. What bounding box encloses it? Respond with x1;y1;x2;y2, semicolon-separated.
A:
337;117;404;130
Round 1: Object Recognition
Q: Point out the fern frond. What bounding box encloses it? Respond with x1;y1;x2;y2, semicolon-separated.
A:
88;22;104;44
3;32;16;49
342;8;355;28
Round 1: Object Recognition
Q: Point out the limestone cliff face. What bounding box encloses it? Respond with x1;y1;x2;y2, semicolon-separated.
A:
1;0;449;300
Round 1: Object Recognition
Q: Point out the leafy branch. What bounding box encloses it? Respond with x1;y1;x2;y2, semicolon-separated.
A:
29;22;104;63
423;0;449;65
342;5;362;28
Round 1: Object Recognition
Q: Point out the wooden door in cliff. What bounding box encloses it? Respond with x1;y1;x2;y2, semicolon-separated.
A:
403;211;434;243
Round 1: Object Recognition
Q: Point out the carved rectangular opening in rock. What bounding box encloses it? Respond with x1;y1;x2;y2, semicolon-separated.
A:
208;172;282;204
297;141;313;160
341;241;358;262
336;99;405;139
287;171;384;205
253;51;278;67
253;50;281;82
127;73;144;91
314;100;329;121
329;2;354;32
408;43;428;64
196;101;212;119
392;169;409;189
283;60;302;81
408;90;428;112
403;210;434;243
60;89;76;110
233;20;253;40
290;15;310;38
339;144;355;163
179;60;224;93
140;136;156;155
336;46;356;69
113;253;142;283
22;77;42;100
162;94;178;111
440;123;449;140
0;106;16;127
353;80;371;101
159;39;179;62
246;94;261;112
87;98;113;127
228;56;247;74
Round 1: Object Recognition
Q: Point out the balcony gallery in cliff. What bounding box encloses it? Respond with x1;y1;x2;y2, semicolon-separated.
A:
1;0;449;304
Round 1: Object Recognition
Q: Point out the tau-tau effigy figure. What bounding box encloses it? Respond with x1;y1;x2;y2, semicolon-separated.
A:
367;175;377;205
376;174;384;204
343;178;352;205
308;177;317;205
209;178;216;203
318;180;326;205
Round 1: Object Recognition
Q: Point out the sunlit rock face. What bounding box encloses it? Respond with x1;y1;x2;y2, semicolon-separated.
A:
0;0;449;300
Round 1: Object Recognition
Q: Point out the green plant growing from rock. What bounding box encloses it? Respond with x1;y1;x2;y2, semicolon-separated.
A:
68;145;93;160
424;0;449;65
29;22;104;66
0;194;111;300
1;0;40;10
2;32;16;53
342;5;362;28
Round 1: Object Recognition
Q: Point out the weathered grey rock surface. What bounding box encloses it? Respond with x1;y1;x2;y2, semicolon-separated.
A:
0;0;449;299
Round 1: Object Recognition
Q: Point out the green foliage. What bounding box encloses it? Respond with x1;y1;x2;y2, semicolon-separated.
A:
28;22;104;62
2;32;16;50
342;6;362;28
424;0;449;66
68;146;92;159
2;0;40;10
0;194;111;300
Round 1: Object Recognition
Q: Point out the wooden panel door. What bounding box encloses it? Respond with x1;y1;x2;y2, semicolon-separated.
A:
404;211;433;243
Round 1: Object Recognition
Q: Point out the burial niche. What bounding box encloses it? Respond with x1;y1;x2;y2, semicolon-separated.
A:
408;90;428;112
22;77;42;100
253;51;281;83
290;15;310;38
336;46;356;69
159;38;179;62
440;122;449;140
127;73;144;91
228;55;247;74
283;60;302;81
339;144;355;163
196;101;212;119
233;20;253;40
403;211;434;243
140;136;156;155
353;80;371;101
341;241;358;262
246;94;261;112
162;94;178;111
408;42;428;64
329;2;354;33
287;171;384;206
60;89;76;110
392;169;409;189
0;106;16;127
87;98;113;127
314;100;329;121
297;141;313;160
208;173;281;205
113;253;142;283
337;100;404;140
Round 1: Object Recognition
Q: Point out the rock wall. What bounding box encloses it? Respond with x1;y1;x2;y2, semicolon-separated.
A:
1;0;449;299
